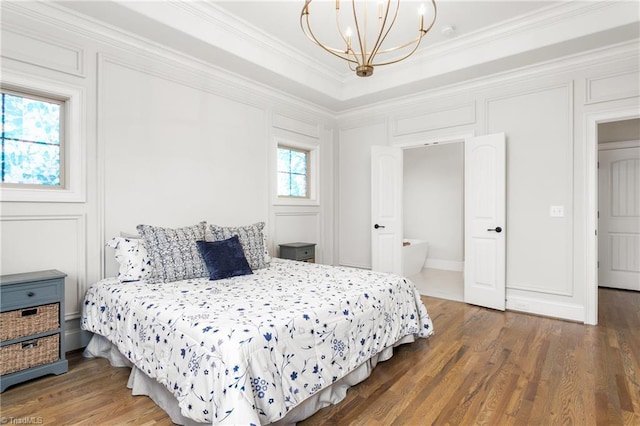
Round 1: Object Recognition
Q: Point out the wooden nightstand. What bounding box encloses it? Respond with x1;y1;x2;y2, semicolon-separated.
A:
279;242;316;263
0;270;68;392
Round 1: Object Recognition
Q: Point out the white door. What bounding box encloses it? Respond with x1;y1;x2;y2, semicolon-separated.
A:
598;146;640;291
464;133;506;310
371;146;403;275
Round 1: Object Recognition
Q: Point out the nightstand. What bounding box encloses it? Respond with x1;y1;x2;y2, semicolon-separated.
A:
1;270;68;392
279;242;316;263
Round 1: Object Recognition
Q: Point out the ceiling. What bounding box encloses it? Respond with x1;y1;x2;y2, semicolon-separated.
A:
56;1;640;111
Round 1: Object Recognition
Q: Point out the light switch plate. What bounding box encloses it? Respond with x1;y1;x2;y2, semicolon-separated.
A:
550;205;564;217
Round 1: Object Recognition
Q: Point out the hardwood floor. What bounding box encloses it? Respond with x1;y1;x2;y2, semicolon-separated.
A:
1;288;638;425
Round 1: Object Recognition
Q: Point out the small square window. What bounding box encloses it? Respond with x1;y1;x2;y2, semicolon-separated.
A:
278;146;309;198
1;90;64;188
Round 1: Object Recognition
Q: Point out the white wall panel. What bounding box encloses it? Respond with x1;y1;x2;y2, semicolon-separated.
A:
392;102;475;137
0;215;86;320
100;57;270;276
273;212;320;261
586;69;640;104
1;25;85;77
487;84;573;296
273;113;320;139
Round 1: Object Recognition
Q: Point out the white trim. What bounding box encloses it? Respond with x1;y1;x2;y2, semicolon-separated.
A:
506;295;584;322
391;133;472;149
340;41;639;118
4;1;335;117
0;70;85;203
338;261;370;270
424;259;464;272
598;140;640;151
1;23;86;77
64;319;84;352
585;68;640;105
584;107;640;326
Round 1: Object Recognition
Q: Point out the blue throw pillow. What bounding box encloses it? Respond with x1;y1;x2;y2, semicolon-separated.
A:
196;236;253;281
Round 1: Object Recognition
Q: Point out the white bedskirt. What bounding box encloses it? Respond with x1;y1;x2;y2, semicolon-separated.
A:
84;333;415;425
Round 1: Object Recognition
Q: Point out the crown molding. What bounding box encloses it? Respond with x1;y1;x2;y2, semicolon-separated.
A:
2;1;337;116
3;0;637;112
169;1;344;82
338;40;640;119
339;0;640;100
110;0;344;97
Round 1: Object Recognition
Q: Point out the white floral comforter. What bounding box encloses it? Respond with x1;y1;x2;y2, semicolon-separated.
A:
81;259;433;425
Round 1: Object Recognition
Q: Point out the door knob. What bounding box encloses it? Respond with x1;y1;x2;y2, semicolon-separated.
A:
487;226;502;233
374;224;386;229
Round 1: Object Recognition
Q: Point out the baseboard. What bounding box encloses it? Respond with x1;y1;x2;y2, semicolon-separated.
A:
424;259;464;272
64;319;92;351
506;295;585;322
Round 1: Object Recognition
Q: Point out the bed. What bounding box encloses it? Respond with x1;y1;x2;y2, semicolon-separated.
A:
81;222;433;425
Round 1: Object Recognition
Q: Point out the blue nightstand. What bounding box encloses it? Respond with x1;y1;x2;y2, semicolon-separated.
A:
1;270;68;392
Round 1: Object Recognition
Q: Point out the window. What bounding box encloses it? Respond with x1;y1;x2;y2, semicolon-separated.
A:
1;89;64;187
278;146;309;198
273;138;319;206
1;70;84;202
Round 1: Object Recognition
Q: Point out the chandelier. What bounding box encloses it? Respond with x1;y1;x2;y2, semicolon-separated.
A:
300;0;437;77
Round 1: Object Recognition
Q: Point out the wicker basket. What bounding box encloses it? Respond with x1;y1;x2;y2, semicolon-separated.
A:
0;334;59;376
0;303;59;341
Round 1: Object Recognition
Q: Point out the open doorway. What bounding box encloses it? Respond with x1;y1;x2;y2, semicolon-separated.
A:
372;133;506;310
597;119;640;292
402;140;465;302
586;108;640;325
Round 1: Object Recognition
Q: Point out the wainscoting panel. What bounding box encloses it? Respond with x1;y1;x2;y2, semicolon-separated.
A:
273;212;321;262
487;83;574;297
0;215;87;320
391;102;476;137
586;68;640;105
273;112;320;139
0;24;85;77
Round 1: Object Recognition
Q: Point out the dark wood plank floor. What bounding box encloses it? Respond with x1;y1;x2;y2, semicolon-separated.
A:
1;288;638;425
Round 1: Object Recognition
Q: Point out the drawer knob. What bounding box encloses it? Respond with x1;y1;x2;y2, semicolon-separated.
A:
27;291;35;297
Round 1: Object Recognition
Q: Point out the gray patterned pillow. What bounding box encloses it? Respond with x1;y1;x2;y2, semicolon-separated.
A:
136;222;208;283
206;222;269;270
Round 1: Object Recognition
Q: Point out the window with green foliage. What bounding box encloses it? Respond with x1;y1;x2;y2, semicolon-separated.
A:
1;90;63;187
278;146;309;198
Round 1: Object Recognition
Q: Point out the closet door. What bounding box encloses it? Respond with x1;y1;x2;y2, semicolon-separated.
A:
371;146;403;275
598;146;640;291
464;133;506;310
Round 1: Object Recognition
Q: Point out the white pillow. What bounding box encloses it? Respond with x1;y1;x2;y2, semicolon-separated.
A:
106;237;152;282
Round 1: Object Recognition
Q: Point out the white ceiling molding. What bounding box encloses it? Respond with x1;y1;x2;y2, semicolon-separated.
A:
110;0;345;97
3;1;336;115
9;1;640;112
335;1;640;101
338;40;640;119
